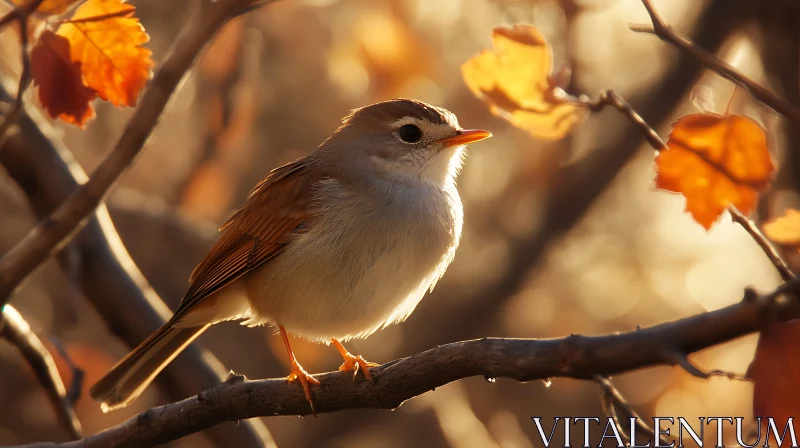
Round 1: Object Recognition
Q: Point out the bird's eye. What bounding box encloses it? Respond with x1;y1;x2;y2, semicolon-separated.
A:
398;124;422;143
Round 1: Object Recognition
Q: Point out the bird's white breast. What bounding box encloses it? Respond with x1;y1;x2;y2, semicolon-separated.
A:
243;176;462;342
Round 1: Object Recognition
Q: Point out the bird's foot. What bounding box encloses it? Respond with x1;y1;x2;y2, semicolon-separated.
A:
338;353;379;381
286;359;320;414
331;338;379;381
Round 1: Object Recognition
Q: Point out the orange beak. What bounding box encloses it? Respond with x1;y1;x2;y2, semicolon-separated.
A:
438;129;492;147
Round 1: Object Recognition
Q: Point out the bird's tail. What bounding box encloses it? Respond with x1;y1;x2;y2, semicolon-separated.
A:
90;323;211;412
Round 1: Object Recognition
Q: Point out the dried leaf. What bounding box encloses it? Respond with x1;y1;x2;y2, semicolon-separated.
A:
56;0;153;107
10;0;81;15
750;321;800;435
655;113;773;229
461;24;585;140
30;30;96;127
763;209;800;248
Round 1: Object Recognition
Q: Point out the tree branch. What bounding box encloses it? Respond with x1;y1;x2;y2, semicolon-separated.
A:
594;375;669;446
630;0;800;124
0;79;274;447
572;89;666;150
0;0;40;148
12;281;800;448
0;0;254;305
729;207;795;282
0;305;82;440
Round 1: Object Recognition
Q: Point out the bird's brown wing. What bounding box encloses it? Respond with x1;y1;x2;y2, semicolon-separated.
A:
171;157;321;320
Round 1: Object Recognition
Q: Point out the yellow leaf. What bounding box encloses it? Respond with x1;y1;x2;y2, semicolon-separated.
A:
56;0;153;107
461;24;585;140
655;113;774;229
762;209;800;247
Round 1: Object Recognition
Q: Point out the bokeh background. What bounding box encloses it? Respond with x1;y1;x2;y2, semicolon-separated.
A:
1;0;798;446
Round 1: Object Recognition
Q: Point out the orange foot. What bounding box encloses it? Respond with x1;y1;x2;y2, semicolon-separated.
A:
331;338;379;381
286;359;321;413
279;325;320;415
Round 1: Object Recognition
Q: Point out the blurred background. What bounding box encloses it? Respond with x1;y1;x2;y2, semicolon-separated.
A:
0;0;798;446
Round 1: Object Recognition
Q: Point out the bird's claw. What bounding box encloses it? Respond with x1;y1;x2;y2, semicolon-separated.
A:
338;353;379;382
286;360;320;415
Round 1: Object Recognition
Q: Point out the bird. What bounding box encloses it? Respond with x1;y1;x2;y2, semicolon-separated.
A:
90;98;492;413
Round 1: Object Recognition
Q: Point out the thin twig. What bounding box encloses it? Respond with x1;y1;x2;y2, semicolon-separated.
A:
0;2;38;149
0;0;45;29
571;89;667;150
659;348;752;382
630;0;800;124
706;369;750;382
594;375;671;446
659;348;709;379
48;336;85;404
0;0;256;307
1;305;82;440
729;207;795;282
9;280;800;448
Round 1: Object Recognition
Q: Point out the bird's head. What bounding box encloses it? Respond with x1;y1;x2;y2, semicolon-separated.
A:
320;99;492;186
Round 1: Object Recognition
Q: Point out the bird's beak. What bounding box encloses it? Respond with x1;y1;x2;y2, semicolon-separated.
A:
438;129;492;147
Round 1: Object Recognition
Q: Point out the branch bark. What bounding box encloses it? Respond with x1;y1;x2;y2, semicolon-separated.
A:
0;80;274;447
11;281;800;448
1;305;82;441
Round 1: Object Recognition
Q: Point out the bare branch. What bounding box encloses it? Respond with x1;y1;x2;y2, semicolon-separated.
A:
631;0;800;124
11;281;800;448
48;337;85;404
0;0;256;306
0;0;41;148
594;375;670;446
0;0;44;28
1;305;82;440
658;348;709;379
572;89;666;150
729;207;795;282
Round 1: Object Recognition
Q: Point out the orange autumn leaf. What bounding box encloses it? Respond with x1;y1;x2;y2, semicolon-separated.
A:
762;209;800;248
461;24;585;140
56;0;152;107
31;30;96;126
655;113;773;229
749;321;800;438
10;0;81;15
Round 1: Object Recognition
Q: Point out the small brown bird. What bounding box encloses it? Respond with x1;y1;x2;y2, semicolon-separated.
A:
90;99;491;412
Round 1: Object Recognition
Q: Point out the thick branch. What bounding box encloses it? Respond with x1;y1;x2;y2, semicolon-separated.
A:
0;0;252;305
14;283;800;448
631;0;800;124
0;80;274;447
1;305;82;440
